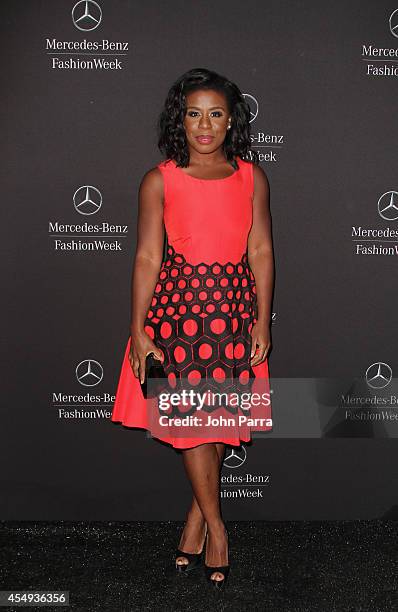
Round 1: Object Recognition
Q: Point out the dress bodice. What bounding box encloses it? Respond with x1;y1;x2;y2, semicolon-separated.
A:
157;158;254;265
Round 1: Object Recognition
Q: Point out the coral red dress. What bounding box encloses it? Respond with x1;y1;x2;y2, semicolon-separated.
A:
110;157;272;449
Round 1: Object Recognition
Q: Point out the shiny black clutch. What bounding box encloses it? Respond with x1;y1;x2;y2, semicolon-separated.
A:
140;352;167;399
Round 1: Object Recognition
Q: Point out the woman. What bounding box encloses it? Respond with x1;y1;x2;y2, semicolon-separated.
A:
111;67;274;590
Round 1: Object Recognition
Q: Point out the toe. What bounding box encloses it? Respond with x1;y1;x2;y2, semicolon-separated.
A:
176;556;189;565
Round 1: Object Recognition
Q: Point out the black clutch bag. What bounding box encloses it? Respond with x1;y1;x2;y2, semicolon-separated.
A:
140;352;167;399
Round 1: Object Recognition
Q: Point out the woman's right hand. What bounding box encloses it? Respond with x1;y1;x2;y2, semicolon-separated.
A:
128;330;164;384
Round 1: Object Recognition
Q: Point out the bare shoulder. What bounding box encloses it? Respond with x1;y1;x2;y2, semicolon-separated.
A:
139;165;164;200
252;163;270;192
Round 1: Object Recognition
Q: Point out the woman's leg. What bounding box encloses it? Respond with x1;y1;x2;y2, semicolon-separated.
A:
180;442;228;581
176;443;226;566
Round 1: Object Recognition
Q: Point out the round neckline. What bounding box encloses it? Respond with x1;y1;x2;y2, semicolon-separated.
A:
171;158;240;182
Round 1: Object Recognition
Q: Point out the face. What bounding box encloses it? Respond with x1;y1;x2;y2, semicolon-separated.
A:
183;89;231;154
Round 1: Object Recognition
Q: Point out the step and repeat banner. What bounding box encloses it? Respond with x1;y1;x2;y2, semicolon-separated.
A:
2;0;398;520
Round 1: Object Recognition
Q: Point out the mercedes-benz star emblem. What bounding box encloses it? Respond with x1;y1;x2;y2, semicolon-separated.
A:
223;446;247;469
389;9;398;38
365;362;392;389
73;186;102;216
72;0;102;32
76;359;104;386
242;93;258;123
377;191;398;221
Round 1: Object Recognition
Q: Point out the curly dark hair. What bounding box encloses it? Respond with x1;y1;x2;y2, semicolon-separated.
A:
157;67;259;168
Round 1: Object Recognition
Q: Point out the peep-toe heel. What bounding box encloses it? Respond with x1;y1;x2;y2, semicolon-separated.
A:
204;527;230;590
175;523;208;574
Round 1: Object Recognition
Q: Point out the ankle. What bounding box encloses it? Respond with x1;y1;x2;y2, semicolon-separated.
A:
207;519;226;535
186;510;206;525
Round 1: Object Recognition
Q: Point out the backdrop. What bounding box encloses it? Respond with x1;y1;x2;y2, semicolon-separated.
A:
2;0;398;520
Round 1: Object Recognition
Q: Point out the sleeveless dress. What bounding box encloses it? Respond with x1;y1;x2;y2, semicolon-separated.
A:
110;157;272;449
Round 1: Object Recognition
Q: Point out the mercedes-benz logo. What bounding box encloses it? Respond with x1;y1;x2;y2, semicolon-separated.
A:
377;190;398;221
223;445;247;469
242;93;258;123
72;0;102;32
365;362;392;389
389;9;398;38
73;186;102;216
76;359;104;386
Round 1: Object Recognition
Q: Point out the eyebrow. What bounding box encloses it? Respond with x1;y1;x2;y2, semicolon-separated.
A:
186;106;225;110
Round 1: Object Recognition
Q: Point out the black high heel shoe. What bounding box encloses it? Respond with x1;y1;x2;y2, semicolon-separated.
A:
175;523;208;574
204;527;230;590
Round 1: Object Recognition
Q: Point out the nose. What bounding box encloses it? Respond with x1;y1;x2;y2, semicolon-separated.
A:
198;113;211;128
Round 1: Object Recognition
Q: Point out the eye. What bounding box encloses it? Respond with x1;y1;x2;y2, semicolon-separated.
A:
186;111;223;118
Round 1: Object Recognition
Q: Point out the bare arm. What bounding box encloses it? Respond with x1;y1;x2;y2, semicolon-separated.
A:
247;164;274;366
129;167;165;382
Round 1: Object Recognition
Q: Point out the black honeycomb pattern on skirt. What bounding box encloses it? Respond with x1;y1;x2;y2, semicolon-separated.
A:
143;245;259;414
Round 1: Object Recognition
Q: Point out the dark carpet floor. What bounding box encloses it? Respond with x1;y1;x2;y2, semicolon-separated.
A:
1;521;397;611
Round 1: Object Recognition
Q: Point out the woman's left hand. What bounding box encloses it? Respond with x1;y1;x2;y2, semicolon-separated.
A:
250;321;271;366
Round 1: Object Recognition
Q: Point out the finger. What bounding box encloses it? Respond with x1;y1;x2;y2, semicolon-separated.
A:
132;356;140;378
153;348;164;361
254;347;269;365
139;357;147;384
250;337;258;358
251;346;267;366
